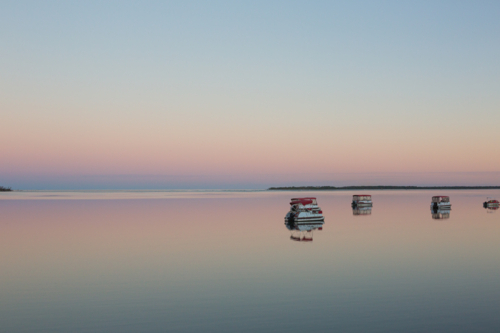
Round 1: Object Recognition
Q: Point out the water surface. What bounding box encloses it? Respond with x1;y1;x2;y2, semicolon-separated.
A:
1;190;499;332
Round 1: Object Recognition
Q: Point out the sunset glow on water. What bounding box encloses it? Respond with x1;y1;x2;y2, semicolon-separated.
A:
1;190;500;332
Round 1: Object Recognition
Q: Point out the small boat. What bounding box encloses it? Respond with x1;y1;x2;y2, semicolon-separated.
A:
431;196;451;210
351;194;372;207
432;208;451;220
285;197;324;223
483;197;499;208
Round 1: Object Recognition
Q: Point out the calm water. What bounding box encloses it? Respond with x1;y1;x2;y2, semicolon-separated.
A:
1;190;500;332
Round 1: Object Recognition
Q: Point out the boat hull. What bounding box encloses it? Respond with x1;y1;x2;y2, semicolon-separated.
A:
431;203;451;209
285;212;324;223
293;217;325;223
352;201;372;207
352;203;372;207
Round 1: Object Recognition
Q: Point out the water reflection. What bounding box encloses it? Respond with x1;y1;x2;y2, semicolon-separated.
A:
284;220;324;242
3;190;500;332
431;207;451;220
352;206;372;216
485;206;498;213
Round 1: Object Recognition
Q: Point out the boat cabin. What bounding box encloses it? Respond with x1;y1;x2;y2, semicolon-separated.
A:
432;196;450;203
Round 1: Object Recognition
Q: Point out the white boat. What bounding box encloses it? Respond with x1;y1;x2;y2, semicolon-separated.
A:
351;194;372;207
285;197;325;223
431;196;451;210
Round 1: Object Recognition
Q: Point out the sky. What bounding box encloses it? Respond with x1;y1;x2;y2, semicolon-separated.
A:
1;0;500;189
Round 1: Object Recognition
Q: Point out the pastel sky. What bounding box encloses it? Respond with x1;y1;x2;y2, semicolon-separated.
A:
1;1;499;189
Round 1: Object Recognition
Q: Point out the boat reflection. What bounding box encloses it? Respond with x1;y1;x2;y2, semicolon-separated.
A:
485;206;498;213
284;220;324;242
352;206;372;216
431;207;451;220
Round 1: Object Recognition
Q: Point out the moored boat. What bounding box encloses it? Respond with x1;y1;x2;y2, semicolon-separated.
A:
483;197;499;208
351;194;372;207
285;197;325;223
431;196;451;210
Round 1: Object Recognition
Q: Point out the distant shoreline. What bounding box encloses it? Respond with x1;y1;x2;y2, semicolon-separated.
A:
268;186;500;191
0;186;12;192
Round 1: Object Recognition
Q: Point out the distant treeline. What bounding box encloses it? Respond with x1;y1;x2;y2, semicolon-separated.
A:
0;186;12;192
268;186;500;191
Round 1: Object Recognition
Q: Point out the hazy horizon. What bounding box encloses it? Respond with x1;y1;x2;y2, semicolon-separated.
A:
4;171;500;190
